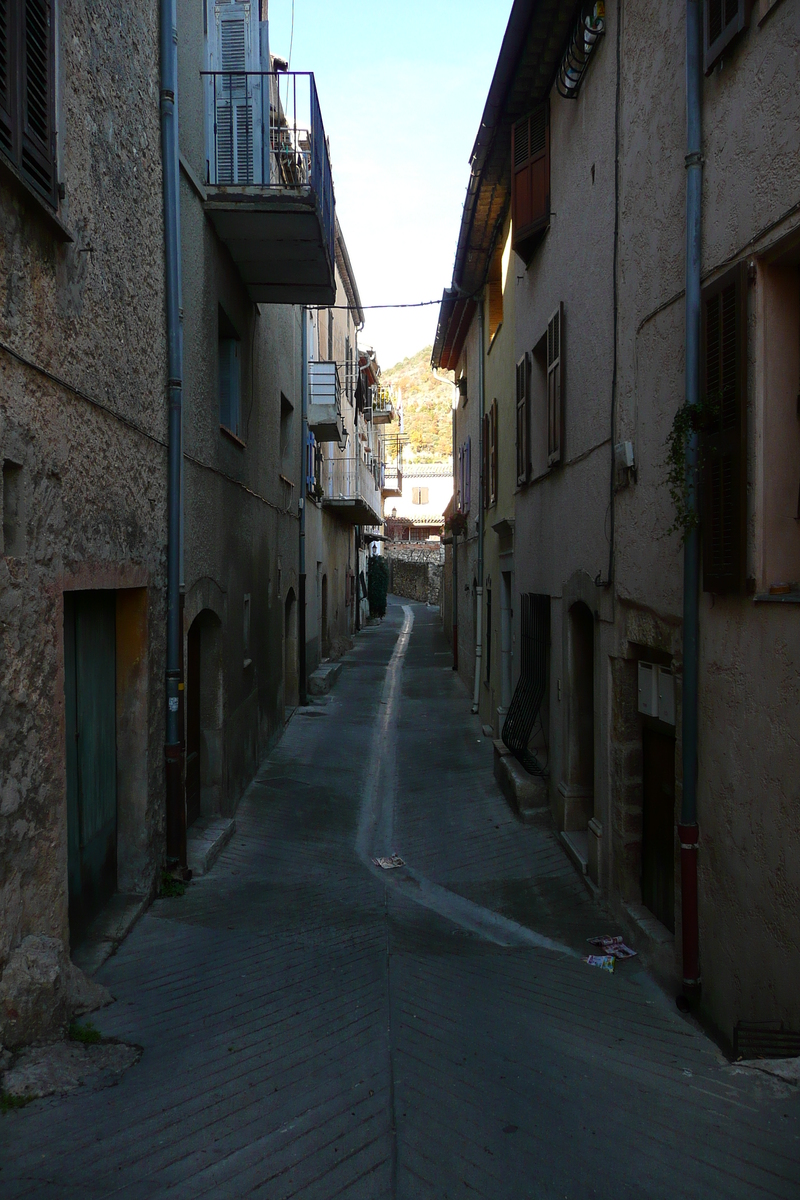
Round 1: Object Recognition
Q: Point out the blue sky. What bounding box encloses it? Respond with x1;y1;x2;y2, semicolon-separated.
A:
267;0;511;369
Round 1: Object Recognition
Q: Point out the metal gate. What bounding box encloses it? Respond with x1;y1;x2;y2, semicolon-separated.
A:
64;591;117;942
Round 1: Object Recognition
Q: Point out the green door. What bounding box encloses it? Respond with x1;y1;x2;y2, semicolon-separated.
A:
64;591;117;943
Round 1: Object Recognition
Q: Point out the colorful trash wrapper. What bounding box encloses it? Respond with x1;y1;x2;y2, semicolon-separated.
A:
584;954;616;972
587;934;637;959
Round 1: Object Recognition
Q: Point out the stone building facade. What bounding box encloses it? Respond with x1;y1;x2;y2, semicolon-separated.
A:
0;2;167;1041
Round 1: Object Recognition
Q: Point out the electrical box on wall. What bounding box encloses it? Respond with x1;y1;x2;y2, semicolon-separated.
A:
638;661;675;725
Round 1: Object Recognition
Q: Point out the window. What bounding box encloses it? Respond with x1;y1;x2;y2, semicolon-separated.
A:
704;0;749;74
511;102;549;262
547;303;564;466
484;401;498;507
0;0;57;206
753;254;800;592
516;353;531;486
218;308;242;439
412;487;429;505
701;262;747;593
280;392;293;461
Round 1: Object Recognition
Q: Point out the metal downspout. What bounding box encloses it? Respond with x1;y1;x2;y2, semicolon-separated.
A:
299;307;308;706
471;298;485;714
679;0;702;1001
161;0;187;874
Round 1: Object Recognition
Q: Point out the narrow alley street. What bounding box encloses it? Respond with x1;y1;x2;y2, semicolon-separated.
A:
1;600;798;1199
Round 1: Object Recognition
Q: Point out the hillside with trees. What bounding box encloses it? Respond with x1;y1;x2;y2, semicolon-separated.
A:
382;346;453;463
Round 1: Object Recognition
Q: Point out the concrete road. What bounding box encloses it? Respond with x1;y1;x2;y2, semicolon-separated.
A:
2;599;798;1197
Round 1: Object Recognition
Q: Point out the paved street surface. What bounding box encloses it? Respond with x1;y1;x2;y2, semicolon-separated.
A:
2;599;798;1197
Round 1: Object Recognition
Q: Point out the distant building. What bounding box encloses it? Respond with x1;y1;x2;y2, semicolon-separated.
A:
384;464;453;543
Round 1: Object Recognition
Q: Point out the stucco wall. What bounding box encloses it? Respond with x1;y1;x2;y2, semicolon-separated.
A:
614;0;800;1036
178;0;302;815
0;2;167;969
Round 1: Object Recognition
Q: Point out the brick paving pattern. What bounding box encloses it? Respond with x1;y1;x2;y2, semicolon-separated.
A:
1;600;798;1197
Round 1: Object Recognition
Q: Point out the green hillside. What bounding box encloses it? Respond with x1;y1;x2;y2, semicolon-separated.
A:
382;346;453;463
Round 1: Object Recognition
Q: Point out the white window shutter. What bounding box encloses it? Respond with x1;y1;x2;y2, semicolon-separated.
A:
207;3;262;185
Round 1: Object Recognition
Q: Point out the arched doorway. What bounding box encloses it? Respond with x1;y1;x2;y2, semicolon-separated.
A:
185;608;223;826
284;588;298;710
563;601;594;839
320;573;329;658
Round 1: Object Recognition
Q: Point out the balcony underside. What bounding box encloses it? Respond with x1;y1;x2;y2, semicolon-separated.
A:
322;497;383;526
204;188;335;305
382;483;402;498
372;411;393;425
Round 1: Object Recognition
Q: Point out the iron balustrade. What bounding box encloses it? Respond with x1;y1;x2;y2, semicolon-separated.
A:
322;454;382;517
201;70;334;268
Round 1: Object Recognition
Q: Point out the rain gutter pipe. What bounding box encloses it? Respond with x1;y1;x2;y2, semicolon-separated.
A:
161;0;187;874
299;307;308;706
471;297;485;714
679;0;702;1001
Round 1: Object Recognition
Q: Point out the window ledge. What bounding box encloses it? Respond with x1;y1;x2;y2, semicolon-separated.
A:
220;425;246;449
0;155;73;243
754;590;800;604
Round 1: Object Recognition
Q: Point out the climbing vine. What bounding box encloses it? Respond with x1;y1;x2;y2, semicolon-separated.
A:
665;395;718;540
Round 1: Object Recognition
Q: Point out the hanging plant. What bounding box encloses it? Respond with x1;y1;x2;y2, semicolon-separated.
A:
445;512;468;537
665;394;719;540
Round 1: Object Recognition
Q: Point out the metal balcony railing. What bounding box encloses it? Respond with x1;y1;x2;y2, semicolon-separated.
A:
202;70;334;262
322;455;382;522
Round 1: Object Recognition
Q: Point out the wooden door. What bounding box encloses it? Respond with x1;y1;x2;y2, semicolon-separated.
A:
185;619;201;827
65;591;117;943
641;726;675;933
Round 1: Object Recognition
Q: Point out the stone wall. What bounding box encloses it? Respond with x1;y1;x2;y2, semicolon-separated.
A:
386;543;443;606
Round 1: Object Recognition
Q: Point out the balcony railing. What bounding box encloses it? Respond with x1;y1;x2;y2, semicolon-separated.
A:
200;71;335;303
321;455;383;526
372;388;394;425
308;361;342;442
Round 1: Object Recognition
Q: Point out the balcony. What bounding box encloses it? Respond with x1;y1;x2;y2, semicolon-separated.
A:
381;436;403;497
308;361;343;442
201;71;335;305
371;387;394;425
321;455;383;526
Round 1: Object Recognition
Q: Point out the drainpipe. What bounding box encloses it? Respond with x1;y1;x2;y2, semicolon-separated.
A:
161;0;187;874
471;297;485;714
679;0;702;1003
299;306;308;705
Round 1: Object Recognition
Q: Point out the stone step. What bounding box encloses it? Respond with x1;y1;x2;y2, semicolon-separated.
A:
186;816;236;877
308;661;342;695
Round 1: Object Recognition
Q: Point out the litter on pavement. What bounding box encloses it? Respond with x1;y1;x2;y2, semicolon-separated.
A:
584;954;616;972
587;935;637;959
373;854;405;870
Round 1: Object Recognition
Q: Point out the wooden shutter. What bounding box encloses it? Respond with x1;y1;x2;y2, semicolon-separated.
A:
704;0;750;75
516;353;530;486
701;262;747;593
511;102;549;255
21;0;55;204
465;437;471;511
0;0;15;160
547;303;563;466
491;400;498;505
482;412;490;508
